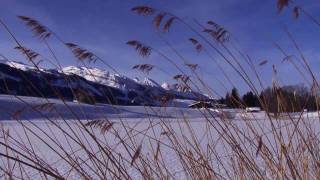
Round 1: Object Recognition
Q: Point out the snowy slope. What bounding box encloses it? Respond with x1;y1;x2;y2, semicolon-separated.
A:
62;66;141;90
4;60;38;71
0;61;210;106
63;66;163;91
0;95;208;120
0;61;125;103
62;66;210;103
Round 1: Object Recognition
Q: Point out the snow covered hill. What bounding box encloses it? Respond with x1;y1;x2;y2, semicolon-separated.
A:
0;95;210;120
0;61;210;106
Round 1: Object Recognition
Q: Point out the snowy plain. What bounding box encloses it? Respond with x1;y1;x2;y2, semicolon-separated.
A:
0;95;319;179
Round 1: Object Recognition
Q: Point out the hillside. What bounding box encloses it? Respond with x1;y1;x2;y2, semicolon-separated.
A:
0;61;209;106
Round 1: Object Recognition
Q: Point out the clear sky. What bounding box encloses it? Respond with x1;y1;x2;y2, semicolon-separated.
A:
1;0;320;97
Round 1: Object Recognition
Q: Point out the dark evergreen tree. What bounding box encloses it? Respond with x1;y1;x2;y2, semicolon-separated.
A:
230;87;241;108
259;84;319;113
217;97;226;104
242;91;260;107
225;92;232;107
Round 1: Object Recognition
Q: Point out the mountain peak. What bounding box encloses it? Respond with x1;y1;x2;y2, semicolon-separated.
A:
1;60;38;71
0;62;210;105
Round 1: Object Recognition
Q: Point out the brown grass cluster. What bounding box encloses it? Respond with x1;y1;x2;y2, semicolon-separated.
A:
14;46;40;61
132;64;154;74
17;16;51;40
1;2;320;180
203;21;230;43
126;40;152;58
65;43;98;63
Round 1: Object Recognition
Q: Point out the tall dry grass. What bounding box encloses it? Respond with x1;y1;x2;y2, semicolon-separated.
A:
0;1;320;179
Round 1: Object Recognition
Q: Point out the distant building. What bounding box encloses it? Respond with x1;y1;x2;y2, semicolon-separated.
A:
245;107;261;112
188;100;226;109
188;101;213;108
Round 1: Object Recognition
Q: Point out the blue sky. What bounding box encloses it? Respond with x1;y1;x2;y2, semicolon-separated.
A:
0;0;320;97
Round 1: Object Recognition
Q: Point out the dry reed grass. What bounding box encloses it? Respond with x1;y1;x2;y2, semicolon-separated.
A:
0;1;320;179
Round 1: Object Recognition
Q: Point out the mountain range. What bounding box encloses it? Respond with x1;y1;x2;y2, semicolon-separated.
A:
0;60;209;106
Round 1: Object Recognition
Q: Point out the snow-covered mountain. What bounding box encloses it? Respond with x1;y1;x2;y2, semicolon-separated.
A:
62;66;163;90
62;66;142;90
0;61;209;106
4;60;38;71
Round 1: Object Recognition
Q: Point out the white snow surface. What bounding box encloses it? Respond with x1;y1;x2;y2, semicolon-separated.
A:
0;95;211;121
1;95;318;179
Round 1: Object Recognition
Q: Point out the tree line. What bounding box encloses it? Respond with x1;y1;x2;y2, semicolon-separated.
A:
218;84;319;112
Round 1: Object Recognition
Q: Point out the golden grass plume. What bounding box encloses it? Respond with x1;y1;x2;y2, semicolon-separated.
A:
132;64;154;74
65;43;97;63
14;46;40;61
17;16;51;40
189;38;203;53
126;40;152;58
131;6;155;16
203;21;229;43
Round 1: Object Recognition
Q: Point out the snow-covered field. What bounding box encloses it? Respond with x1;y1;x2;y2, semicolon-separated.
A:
0;95;319;179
